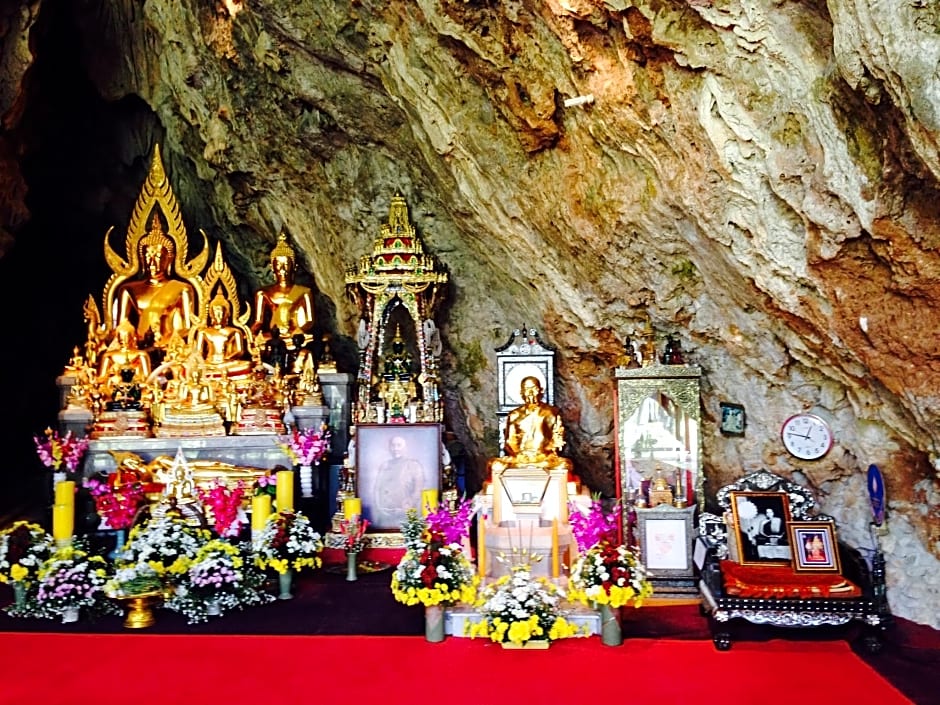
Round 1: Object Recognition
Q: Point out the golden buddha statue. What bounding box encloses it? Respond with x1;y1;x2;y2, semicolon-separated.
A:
151;357;226;437
252;233;314;350
97;321;152;388
114;215;197;348
486;376;574;481
293;353;324;406
194;292;252;378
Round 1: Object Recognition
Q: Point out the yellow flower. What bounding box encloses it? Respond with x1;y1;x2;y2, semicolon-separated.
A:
10;565;28;582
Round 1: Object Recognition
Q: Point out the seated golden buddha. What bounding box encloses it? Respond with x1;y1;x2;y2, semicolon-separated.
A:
486;376;574;481
251;233;314;350
113;215;197;349
98;321;152;385
194;292;252;378
152;365;225;437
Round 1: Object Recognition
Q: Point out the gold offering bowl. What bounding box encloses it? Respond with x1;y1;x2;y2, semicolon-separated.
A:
114;590;163;629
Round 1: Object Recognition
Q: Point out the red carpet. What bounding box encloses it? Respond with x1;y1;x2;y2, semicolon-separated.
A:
0;633;912;705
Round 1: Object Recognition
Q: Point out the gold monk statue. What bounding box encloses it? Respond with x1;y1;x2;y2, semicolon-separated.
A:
486;376;574;481
194;292;252;377
252;233;314;349
114;215;197;347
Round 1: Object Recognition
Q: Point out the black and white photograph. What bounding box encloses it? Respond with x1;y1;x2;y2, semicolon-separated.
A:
730;491;793;565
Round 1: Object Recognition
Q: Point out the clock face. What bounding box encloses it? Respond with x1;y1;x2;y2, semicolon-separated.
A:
781;413;833;460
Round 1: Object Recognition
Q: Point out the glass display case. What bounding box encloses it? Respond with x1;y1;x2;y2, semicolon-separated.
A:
615;363;703;597
615;363;703;511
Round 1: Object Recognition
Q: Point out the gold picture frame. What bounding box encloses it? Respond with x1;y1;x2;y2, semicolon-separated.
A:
729;491;793;566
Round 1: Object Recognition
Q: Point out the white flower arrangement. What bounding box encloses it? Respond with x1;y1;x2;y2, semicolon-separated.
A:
568;540;653;608
468;566;585;646
391;509;478;607
105;563;164;598
31;545;120;620
166;539;272;623
253;510;323;575
118;513;212;578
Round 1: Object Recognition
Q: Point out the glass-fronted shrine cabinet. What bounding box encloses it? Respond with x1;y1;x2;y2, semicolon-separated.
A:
614;363;702;597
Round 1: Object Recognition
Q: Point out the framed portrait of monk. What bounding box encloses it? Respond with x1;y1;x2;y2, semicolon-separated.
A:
356;424;442;532
729;491;793;566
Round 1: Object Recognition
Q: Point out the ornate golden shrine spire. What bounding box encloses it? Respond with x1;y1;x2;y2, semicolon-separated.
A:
345;193;448;302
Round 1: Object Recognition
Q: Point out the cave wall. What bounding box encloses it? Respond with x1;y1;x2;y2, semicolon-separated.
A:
0;0;938;626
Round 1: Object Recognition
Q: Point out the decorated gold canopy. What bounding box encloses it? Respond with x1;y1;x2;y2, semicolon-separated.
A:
345;194;448;423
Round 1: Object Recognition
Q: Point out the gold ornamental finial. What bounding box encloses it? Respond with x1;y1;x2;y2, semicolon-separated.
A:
140;214;174;254
271;233;295;263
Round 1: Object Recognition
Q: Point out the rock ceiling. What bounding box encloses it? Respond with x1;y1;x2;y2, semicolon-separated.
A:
0;1;938;625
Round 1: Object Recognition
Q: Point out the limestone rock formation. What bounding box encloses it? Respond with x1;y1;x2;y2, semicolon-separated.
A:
1;0;938;626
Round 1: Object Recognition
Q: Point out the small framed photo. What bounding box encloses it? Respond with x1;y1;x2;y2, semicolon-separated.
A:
636;506;695;578
356;423;442;532
729;491;793;566
719;402;746;436
788;521;841;573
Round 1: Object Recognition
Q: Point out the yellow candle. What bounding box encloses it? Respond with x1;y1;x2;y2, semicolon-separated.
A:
251;494;272;532
52;503;74;542
276;470;294;512
343;497;362;519
551;519;560;579
54;480;75;505
478;512;486;578
421;489;439;516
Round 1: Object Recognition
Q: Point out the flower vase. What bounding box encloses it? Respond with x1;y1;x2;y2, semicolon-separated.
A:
346;552;358;582
109;528;126;560
599;603;623;646
61;606;80;624
424;604;446;643
206;597;221;617
278;569;294;600
299;464;314;498
12;582;26;609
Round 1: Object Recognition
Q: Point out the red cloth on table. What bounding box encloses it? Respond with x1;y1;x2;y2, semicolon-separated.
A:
720;559;862;599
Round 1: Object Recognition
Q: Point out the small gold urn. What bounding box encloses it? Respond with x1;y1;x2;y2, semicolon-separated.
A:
115;590;163;629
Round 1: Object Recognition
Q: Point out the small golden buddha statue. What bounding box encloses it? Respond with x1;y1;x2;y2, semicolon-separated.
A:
317;333;337;374
486;376;574;481
252;233;314;350
194;292;252;378
293;354;324;406
114;215;197;348
97;321;152;387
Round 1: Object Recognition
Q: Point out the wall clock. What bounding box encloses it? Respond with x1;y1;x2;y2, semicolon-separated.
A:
781;413;833;460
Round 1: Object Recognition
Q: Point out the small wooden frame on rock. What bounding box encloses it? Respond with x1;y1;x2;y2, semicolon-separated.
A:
719;402;746;436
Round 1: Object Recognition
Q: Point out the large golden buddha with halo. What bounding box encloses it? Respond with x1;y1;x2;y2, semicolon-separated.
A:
114;215;197;347
252;233;315;350
102;144;208;353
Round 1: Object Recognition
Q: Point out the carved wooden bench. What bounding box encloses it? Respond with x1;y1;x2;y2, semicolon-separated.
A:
694;469;889;652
